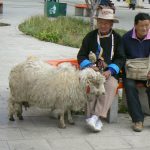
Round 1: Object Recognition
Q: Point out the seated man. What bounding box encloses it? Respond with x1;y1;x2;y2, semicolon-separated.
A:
147;71;150;109
77;8;125;132
122;13;150;132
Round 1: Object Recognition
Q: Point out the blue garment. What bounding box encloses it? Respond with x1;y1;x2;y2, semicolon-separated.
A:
108;64;120;74
80;59;92;69
122;29;150;59
108;67;116;75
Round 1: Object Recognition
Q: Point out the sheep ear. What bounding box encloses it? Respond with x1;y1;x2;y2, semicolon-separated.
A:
86;85;90;94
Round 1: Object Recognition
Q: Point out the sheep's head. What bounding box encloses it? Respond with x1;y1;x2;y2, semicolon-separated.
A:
79;68;106;97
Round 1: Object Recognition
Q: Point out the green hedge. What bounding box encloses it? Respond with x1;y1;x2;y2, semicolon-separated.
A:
19;15;126;48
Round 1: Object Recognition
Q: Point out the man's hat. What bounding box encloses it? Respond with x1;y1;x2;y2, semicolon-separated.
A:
94;8;119;23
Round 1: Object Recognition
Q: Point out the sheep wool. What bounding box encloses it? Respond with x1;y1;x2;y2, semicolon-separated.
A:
8;57;105;128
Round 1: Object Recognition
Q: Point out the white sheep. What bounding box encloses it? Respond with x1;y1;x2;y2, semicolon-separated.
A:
8;57;105;128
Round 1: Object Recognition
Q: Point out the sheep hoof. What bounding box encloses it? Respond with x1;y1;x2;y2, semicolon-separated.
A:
9;117;15;121
68;121;75;125
18;116;24;120
17;114;23;120
58;124;66;129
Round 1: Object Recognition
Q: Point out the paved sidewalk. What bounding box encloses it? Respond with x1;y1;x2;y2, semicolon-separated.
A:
0;0;150;150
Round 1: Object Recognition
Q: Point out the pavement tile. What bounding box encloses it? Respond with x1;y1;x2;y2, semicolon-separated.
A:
0;141;10;150
97;122;122;136
20;126;62;140
123;135;150;148
0;128;24;140
0;117;35;129
8;139;52;150
31;116;59;128
102;147;150;150
0;116;10;128
130;147;150;150
86;136;132;150
47;138;93;150
57;125;88;138
19;127;43;139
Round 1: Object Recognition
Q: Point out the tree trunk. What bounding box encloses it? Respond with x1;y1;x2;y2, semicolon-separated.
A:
90;9;95;30
136;0;143;7
85;0;100;31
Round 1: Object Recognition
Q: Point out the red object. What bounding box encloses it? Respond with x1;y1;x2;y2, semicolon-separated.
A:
46;58;79;69
86;85;90;94
75;4;88;8
118;82;123;89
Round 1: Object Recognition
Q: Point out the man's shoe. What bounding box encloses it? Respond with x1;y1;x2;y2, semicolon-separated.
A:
94;119;103;132
133;122;143;132
86;115;98;131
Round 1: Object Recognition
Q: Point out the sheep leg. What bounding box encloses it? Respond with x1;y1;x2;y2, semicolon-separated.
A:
9;114;15;121
67;110;75;125
17;103;23;120
15;103;23;120
8;97;15;121
17;114;23;120
59;112;66;128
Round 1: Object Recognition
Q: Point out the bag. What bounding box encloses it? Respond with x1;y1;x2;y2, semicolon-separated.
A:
125;57;150;80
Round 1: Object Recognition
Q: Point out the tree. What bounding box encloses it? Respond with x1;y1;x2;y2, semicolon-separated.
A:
85;0;100;30
136;0;143;8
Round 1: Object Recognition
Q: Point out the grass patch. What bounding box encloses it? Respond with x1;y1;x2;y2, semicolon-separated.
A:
118;98;128;113
19;16;90;48
19;15;126;48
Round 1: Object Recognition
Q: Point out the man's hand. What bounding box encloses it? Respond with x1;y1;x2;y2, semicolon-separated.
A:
90;66;99;72
102;70;111;79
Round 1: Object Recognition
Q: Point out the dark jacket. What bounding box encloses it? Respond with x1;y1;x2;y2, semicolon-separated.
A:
122;29;150;59
77;29;125;79
122;28;150;79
